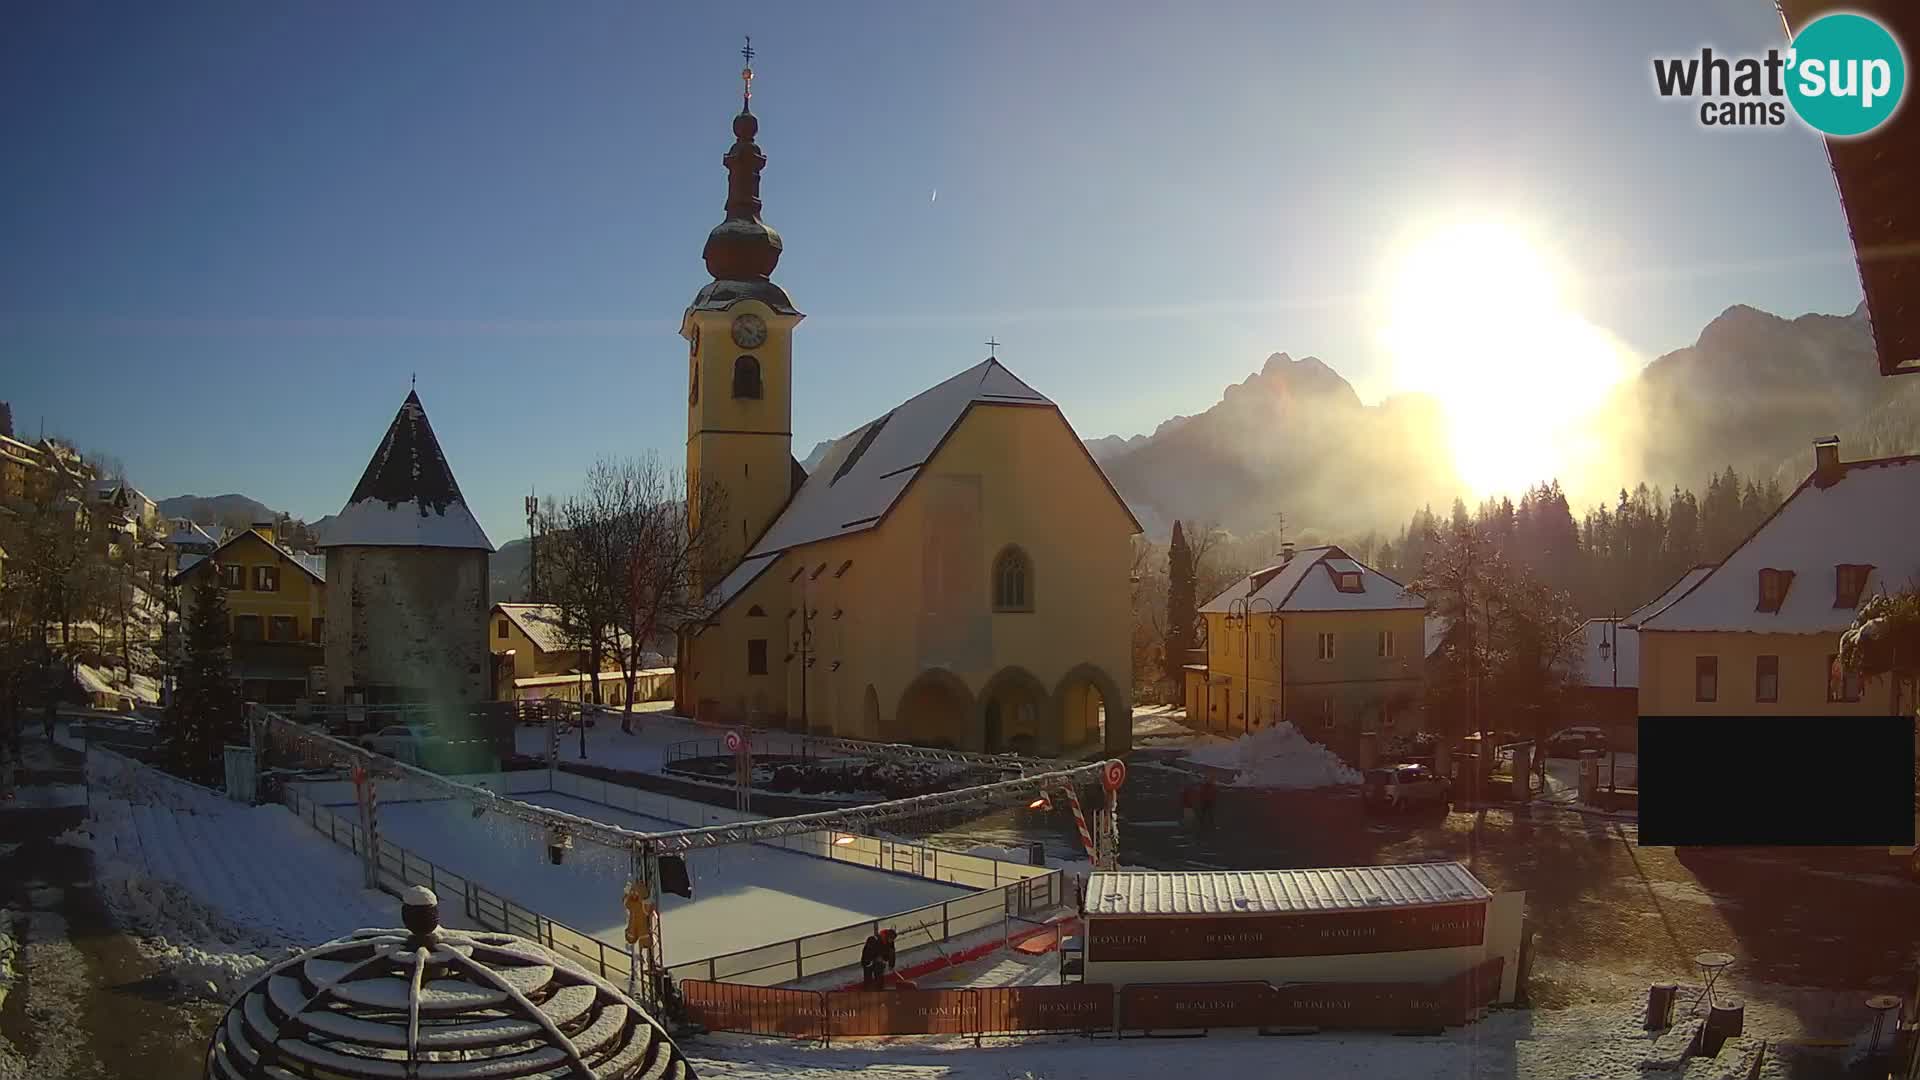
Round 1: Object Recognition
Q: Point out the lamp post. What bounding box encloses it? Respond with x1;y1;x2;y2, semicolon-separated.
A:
787;577;817;733
1225;597;1278;735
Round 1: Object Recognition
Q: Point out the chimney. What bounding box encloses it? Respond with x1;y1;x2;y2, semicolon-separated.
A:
1813;436;1842;488
251;518;276;546
1280;541;1296;562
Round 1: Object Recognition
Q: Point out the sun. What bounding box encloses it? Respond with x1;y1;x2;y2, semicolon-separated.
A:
1379;219;1637;502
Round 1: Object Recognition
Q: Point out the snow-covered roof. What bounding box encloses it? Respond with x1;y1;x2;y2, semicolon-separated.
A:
1425;615;1452;658
707;357;1136;608
172;530;325;584
1637;454;1920;634
1622;566;1714;628
1568;618;1638;689
165;521;220;548
1199;546;1424;614
319;391;493;551
1084;862;1490;917
492;603;643;656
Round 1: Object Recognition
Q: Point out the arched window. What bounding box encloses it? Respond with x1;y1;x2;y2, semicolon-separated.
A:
992;546;1033;612
732;355;762;399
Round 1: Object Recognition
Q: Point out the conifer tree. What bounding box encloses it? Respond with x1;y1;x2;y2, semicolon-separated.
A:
163;566;241;785
1163;521;1196;686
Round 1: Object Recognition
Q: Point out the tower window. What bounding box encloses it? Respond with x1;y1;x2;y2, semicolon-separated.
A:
747;638;768;676
993;546;1033;612
689;357;699;405
497;619;509;639
732;355;762;399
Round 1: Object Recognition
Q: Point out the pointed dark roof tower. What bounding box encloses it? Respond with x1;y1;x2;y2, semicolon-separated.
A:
691;37;799;316
318;390;494;551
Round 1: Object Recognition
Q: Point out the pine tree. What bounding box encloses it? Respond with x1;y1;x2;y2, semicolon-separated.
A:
1163;522;1196;687
163;567;242;785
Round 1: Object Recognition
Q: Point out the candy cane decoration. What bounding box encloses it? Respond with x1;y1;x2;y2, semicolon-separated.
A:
1066;786;1098;861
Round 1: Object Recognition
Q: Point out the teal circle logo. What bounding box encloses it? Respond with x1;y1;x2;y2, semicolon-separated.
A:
1786;13;1906;137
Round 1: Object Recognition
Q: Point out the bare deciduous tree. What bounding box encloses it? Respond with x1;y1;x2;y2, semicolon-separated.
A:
540;457;729;735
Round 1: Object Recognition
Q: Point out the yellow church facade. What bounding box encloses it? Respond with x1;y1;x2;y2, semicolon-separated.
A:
675;74;1139;756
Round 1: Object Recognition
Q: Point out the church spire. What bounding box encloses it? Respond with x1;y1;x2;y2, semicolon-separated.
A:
703;36;783;283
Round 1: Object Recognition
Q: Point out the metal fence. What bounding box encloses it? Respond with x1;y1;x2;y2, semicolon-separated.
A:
682;959;1506;1042
280;770;1064;991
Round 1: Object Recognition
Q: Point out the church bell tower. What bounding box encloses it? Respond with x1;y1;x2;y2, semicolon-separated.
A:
683;39;804;592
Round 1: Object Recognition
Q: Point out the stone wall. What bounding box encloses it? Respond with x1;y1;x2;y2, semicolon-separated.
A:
323;546;489;710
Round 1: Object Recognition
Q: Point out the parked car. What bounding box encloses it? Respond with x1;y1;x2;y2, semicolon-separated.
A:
359;724;443;764
1545;726;1609;758
1362;763;1451;814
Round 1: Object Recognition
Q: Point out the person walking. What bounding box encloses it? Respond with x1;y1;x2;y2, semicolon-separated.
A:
860;928;897;990
1199;777;1219;829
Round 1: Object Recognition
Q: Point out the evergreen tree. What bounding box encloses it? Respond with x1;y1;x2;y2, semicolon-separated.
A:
1163;522;1196;686
163;567;242;785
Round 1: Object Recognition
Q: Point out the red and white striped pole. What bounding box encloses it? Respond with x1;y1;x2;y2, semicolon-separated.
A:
1066;786;1098;860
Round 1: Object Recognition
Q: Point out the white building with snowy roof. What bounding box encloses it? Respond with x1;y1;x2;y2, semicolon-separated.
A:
1631;437;1919;717
1186;544;1426;761
675;76;1140;755
319;390;494;711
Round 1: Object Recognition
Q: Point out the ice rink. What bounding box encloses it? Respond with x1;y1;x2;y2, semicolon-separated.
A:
361;791;971;965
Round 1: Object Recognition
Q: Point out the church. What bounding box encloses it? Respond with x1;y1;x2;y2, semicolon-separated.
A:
676;53;1140;757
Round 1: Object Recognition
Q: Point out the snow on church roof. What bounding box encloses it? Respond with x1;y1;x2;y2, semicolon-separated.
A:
1200;546;1424;614
1636;454;1920;634
707;358;1060;606
1623;566;1713;628
319;391;493;551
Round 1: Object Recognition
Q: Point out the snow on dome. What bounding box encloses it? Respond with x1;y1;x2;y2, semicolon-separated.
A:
319;390;493;551
402;885;437;907
203;905;689;1080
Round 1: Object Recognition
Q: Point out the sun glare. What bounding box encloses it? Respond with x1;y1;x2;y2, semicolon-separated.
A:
1380;220;1639;502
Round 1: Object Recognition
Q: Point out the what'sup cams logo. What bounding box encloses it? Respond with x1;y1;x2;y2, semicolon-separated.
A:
1653;12;1907;136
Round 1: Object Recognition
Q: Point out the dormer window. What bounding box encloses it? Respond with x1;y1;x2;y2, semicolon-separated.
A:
1756;568;1794;613
1835;564;1873;609
1336;572;1363;593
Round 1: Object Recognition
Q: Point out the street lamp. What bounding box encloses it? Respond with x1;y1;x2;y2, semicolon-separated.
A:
1224;596;1278;736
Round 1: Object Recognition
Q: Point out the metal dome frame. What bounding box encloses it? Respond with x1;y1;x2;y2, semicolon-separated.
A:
204;920;691;1079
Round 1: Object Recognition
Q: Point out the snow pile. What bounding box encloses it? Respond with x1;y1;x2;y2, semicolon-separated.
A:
1184;722;1362;788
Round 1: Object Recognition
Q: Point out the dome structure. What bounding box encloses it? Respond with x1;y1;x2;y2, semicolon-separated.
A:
205;887;691;1079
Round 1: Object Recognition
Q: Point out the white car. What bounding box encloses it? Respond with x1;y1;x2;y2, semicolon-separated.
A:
359;724;441;763
1362;763;1452;814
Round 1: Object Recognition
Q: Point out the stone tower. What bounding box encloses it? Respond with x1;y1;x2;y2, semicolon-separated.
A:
681;48;806;595
319;390;494;712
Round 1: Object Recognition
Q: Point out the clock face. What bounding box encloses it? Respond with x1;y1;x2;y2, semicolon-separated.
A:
731;314;768;349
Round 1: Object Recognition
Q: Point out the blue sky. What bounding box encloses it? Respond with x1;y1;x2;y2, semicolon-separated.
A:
0;1;1867;543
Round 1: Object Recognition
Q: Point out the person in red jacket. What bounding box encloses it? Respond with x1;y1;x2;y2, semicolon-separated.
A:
861;928;897;989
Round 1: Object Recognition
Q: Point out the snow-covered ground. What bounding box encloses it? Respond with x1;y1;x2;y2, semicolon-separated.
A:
364;791;970;966
680;994;1801;1080
1183;722;1363;788
66;749;464;1000
513;704;696;773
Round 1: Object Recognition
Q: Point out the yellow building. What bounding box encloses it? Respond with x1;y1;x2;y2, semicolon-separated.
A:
676;78;1140;755
1632;438;1918;717
1186;545;1427;758
489;602;673;706
173;521;327;704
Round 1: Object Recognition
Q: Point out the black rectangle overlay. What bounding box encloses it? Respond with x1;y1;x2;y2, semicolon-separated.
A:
1638;716;1914;846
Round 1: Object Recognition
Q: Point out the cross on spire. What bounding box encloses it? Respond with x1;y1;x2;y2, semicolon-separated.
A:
740;35;755;109
985;337;1000;358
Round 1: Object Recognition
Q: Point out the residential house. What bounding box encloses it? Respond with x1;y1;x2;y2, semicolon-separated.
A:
1186;544;1426;760
173;520;327;705
1564;566;1712;746
0;434;49;504
1632;438;1918;717
489;602;674;706
92;480;161;535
